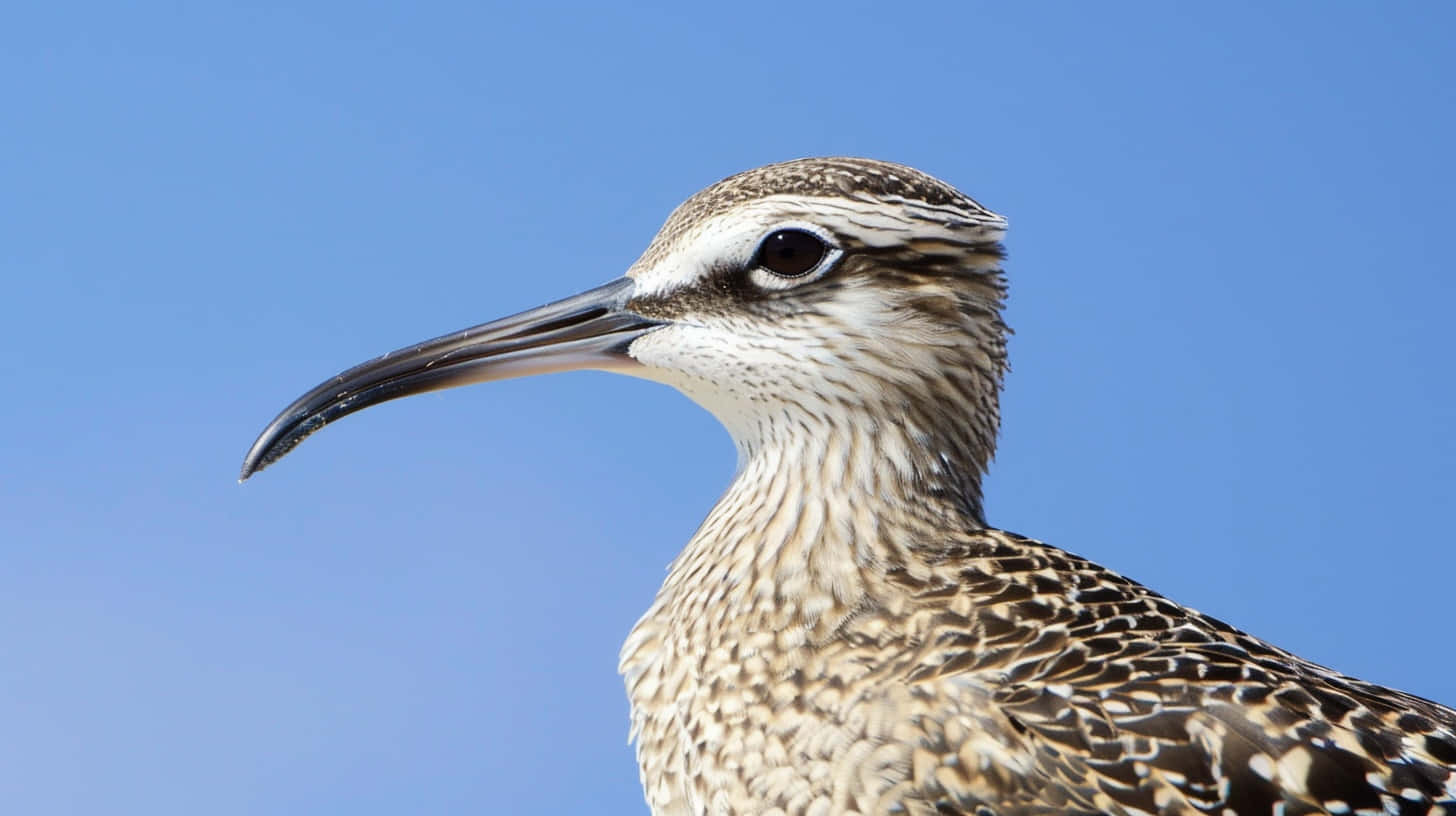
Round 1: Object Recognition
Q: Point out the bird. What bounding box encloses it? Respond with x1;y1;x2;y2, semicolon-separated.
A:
241;157;1456;816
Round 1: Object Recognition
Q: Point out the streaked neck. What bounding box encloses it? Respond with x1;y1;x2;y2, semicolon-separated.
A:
656;412;990;638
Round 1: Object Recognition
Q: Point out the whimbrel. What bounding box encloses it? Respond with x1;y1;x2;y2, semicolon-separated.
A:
242;158;1456;815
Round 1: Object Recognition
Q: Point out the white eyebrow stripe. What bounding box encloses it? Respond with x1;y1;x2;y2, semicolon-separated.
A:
627;194;1005;296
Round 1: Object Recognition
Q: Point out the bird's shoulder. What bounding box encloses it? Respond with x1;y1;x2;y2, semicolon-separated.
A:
848;528;1456;816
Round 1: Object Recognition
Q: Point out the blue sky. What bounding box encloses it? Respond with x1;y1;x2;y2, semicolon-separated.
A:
3;3;1453;813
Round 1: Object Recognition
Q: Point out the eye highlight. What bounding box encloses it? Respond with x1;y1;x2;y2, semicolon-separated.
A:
755;229;828;278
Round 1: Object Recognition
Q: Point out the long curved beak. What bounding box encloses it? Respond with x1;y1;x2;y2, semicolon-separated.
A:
240;277;660;481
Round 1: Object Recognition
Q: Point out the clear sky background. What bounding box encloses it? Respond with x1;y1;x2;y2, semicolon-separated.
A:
3;3;1453;814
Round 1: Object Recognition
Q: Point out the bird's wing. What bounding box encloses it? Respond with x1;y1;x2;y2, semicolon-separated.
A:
982;646;1456;816
883;530;1456;816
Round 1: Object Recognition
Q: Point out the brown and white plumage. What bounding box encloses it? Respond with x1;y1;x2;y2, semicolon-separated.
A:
242;157;1456;816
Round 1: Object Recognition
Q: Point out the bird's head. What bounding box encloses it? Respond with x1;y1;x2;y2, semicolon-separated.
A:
242;158;1009;511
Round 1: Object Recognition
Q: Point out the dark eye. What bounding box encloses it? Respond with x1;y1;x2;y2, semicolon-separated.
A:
755;229;828;277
